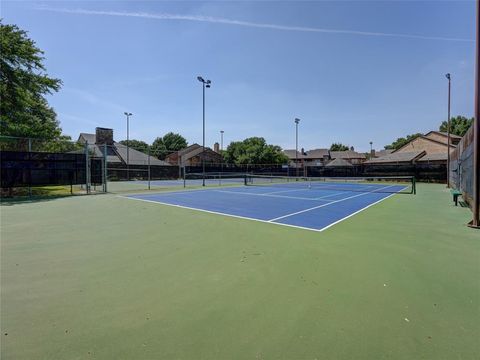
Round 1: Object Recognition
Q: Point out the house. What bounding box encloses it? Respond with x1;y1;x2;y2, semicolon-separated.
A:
283;149;306;167
364;151;426;165
424;131;461;146
393;132;457;155
371;149;394;158
304;148;330;166
77;127;169;166
325;158;353;167
165;143;223;166
329;150;366;164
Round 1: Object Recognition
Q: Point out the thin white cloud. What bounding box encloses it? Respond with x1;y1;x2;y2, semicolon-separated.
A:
36;7;474;43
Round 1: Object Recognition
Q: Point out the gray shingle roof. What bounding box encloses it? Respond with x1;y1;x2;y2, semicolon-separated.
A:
417;152;448;162
304;148;329;159
325;158;353;167
364;151;426;164
114;143;169;165
283;149;305;159
329;150;366;160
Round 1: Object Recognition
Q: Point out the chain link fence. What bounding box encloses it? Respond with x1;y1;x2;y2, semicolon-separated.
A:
450;126;474;205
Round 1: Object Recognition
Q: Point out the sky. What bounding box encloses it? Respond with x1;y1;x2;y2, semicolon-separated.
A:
2;0;476;152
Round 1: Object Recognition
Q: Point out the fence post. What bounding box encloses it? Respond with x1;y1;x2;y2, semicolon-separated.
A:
148;147;151;190
84;141;90;194
28;137;32;197
104;143;108;193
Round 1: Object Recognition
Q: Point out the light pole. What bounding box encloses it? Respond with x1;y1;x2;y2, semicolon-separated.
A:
197;76;211;186
446;73;451;188
124;112;132;181
294;118;300;177
369;141;373;157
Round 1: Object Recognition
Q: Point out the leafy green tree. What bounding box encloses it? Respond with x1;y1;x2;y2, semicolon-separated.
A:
151;137;167;159
150;132;188;159
0;21;65;140
330;143;350;151
439;116;473;137
384;133;422;150
162;132;188;152
224;137;288;165
118;139;149;154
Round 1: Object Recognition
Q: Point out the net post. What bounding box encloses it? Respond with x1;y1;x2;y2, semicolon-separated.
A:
412;176;416;195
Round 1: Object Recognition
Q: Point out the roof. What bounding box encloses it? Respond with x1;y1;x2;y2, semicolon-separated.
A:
364;151;426;164
325;158;353;167
78;133;96;144
329;150;366;160
393;135;456;153
283;149;305;159
76;133;169;165
374;149;394;158
417;152;448;162
166;143;222;162
114;143;169;166
304;148;329;159
425;131;462;140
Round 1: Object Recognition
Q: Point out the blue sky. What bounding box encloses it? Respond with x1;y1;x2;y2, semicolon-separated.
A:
2;1;476;151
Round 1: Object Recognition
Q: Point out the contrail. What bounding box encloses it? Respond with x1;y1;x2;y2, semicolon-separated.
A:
36;7;474;42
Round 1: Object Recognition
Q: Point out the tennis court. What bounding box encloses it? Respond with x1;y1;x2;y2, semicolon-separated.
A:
124;175;413;231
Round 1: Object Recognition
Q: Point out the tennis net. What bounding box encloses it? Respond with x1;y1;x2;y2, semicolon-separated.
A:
245;174;416;194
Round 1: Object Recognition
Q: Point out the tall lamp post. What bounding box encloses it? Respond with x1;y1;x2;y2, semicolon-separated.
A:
294;118;301;177
369;141;373;153
124;112;133;181
197;76;211;186
445;73;451;188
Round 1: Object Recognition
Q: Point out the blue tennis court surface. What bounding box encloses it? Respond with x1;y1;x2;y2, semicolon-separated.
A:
123;181;407;232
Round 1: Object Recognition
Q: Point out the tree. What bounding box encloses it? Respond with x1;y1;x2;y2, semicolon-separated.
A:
330;143;350;151
0;21;64;140
384;133;422;150
150;132;188;159
439;116;473;137
223;137;289;165
118;139;149;154
151;137;167;159
162;132;188;152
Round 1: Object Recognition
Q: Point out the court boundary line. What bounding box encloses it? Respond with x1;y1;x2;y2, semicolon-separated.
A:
268;184;397;222
213;189;332;202
118;185;399;232
317;192;397;232
118;195;325;233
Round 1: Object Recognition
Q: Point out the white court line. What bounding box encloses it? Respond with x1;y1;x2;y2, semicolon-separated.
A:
313;191;347;200
118;195;326;233
264;187;312;195
213;189;332;202
118;183;401;233
317;193;397;232
268;184;397;222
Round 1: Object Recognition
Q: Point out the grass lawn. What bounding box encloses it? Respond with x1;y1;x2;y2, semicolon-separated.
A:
1;183;479;359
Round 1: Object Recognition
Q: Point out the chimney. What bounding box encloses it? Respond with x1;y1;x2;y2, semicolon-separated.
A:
301;147;305;155
214;142;220;153
350;146;355;151
95;127;114;145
